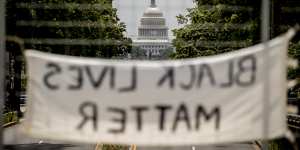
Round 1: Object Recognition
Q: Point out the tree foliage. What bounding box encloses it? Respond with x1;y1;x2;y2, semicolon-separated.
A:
172;0;259;58
272;1;300;98
287;43;300;97
156;47;175;60
6;0;131;58
129;46;147;60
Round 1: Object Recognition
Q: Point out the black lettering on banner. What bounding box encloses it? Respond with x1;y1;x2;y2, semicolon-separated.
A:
77;102;98;131
155;105;172;131
85;66;115;89
108;107;127;134
43;62;61;90
157;67;175;89
197;64;216;88
68;65;83;90
119;67;137;92
195;105;220;130
180;65;196;90
110;66;115;88
172;103;191;131
236;55;256;86
220;61;234;88
132;106;149;131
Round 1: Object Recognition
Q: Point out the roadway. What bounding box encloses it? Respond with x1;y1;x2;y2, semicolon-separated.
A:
3;123;258;150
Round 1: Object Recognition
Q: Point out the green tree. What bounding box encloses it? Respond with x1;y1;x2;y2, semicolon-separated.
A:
5;0;132;116
271;1;300;98
156;47;175;60
172;0;259;58
129;46;147;60
6;0;131;58
287;43;300;97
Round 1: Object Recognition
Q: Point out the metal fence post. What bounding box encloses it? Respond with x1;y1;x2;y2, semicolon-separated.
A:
262;0;270;41
261;0;270;149
0;0;6;149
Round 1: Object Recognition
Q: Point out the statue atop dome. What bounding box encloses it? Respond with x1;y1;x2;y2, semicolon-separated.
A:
151;0;156;7
143;0;163;17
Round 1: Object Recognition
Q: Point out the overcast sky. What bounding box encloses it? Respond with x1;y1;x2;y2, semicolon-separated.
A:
113;0;194;39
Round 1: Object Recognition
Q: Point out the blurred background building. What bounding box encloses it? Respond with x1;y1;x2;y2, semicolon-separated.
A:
1;0;300;149
133;0;172;58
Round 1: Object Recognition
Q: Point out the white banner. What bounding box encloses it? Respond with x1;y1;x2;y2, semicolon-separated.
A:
23;30;295;145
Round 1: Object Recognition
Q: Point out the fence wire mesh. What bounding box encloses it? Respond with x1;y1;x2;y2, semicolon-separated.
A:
1;0;300;149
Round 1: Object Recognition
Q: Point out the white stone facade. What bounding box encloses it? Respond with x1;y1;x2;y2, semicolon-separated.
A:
133;0;172;58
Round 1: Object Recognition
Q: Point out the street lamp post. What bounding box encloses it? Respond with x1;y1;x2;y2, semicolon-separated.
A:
261;0;270;150
0;0;6;149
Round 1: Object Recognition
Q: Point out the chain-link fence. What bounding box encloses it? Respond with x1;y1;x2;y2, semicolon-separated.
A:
1;0;300;149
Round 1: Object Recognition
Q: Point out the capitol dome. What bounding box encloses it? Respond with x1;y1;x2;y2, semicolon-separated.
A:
133;0;172;59
143;7;163;17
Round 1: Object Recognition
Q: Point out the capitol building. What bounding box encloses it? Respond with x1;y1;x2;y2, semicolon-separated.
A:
133;0;172;58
